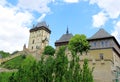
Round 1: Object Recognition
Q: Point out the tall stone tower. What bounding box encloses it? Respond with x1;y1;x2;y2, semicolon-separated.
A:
28;21;51;53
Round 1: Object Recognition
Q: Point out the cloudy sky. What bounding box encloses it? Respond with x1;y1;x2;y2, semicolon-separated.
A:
0;0;120;53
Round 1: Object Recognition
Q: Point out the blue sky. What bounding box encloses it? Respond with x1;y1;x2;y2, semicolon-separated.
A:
0;0;120;53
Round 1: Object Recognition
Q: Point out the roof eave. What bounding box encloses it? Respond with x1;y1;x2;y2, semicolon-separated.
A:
30;26;51;33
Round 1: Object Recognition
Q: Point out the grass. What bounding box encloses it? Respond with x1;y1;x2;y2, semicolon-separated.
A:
0;72;13;82
1;55;26;69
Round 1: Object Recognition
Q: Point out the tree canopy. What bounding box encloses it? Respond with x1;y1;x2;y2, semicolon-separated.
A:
43;45;55;56
68;34;90;54
0;51;10;58
6;46;93;82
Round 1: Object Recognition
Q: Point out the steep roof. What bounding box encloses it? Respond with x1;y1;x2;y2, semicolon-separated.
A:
55;28;73;46
36;21;48;27
88;28;113;40
56;33;73;43
30;21;51;33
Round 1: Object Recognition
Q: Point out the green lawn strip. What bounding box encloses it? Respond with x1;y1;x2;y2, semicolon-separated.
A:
0;72;13;82
1;55;26;69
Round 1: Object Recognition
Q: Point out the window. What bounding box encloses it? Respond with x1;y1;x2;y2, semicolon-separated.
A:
32;40;35;44
105;41;109;47
36;46;38;49
32;46;33;50
93;42;96;47
101;41;104;47
99;53;104;60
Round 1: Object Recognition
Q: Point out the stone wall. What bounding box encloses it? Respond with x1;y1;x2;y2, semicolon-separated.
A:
0;51;23;64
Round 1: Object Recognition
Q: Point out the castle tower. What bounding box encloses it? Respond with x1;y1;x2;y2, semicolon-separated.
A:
28;21;51;53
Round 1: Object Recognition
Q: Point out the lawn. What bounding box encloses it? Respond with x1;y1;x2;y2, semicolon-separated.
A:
1;55;26;69
0;72;13;82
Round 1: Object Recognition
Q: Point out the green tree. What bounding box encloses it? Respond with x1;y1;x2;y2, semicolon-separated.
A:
8;55;37;82
68;34;93;82
68;34;90;54
8;45;93;82
43;45;55;56
54;46;68;82
0;51;10;58
82;59;94;82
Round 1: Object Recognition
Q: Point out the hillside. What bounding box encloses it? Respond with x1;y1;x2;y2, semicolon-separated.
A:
1;55;26;69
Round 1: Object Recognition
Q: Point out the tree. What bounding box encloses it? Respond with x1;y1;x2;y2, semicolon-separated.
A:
54;46;68;82
43;45;55;56
68;34;90;54
8;45;93;82
0;51;10;58
82;59;94;82
68;34;93;82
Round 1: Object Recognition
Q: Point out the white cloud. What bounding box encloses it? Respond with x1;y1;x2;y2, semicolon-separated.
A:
37;14;46;22
0;0;7;6
92;12;108;28
64;0;79;3
112;21;120;43
0;2;34;53
0;0;54;53
89;0;120;18
88;0;120;28
18;0;53;13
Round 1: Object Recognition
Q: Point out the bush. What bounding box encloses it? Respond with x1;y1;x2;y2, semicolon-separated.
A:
43;46;55;56
8;47;93;82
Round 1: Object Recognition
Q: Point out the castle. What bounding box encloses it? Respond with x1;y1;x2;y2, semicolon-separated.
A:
27;21;120;82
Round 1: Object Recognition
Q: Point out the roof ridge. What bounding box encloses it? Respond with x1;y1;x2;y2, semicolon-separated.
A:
89;28;112;39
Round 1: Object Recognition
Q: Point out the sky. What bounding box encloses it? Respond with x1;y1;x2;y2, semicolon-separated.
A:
0;0;120;53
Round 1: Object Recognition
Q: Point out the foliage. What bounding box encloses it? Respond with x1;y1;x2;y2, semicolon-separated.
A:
68;34;90;54
82;59;94;82
1;55;26;69
7;46;93;82
0;72;12;82
0;51;10;58
43;45;55;56
11;51;19;55
0;47;93;82
53;46;68;82
8;55;37;82
68;34;93;82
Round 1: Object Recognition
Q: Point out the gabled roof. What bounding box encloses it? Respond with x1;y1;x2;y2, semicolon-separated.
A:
88;28;113;40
